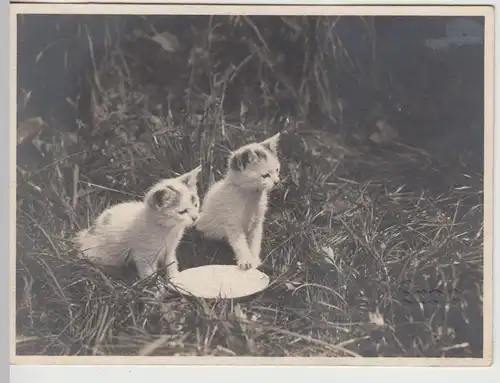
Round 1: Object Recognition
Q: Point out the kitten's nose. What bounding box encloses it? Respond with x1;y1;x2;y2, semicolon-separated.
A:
190;213;199;223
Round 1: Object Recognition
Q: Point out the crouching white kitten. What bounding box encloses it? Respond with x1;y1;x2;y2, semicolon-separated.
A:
196;133;281;270
75;166;202;280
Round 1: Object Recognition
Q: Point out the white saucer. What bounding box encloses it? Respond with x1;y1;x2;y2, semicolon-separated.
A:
169;265;270;299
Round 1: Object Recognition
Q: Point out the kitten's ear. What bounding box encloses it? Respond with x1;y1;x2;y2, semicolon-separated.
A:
145;186;176;210
177;166;202;189
260;132;281;154
230;149;258;172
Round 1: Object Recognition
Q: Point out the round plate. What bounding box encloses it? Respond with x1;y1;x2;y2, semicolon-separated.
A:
169;265;270;299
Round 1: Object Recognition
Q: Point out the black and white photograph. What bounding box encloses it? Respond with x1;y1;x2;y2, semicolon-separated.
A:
11;4;493;364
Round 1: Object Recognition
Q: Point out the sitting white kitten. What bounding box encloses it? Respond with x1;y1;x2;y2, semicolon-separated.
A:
196;133;281;270
75;166;202;281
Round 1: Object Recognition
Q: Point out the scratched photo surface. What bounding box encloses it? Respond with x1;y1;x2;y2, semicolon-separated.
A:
15;14;485;358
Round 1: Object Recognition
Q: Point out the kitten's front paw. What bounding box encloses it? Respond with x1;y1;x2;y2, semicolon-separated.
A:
237;259;252;270
237;255;262;270
237;253;254;270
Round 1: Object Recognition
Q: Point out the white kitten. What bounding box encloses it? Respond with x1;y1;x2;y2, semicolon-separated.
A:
196;133;281;270
75;166;202;281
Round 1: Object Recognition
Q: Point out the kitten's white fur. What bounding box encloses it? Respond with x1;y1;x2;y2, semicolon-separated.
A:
196;133;281;269
75;166;202;281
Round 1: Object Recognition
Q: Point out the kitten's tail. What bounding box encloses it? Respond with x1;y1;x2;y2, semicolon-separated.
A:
75;228;88;242
73;228;103;263
73;228;126;268
73;229;90;258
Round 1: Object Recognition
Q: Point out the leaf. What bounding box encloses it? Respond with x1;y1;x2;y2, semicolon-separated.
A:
22;89;33;109
285;281;302;290
288;162;301;186
321;246;336;265
280;16;303;34
284;282;294;290
138;335;171;356
16;336;39;344
17;117;44;146
151;30;180;53
369;120;399;144
35;50;44;63
324;199;352;215
368;308;385;327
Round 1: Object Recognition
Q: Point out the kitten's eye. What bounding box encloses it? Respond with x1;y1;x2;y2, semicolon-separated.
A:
178;209;188;214
262;173;271;178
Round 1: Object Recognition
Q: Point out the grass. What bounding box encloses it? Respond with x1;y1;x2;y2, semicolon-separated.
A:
15;15;484;358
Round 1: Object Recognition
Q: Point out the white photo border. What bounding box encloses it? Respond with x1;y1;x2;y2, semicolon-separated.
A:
4;0;497;379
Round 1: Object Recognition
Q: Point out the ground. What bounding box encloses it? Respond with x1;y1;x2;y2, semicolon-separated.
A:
15;15;484;357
